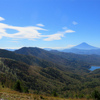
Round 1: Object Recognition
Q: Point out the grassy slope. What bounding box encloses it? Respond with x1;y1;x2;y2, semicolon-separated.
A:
0;86;93;100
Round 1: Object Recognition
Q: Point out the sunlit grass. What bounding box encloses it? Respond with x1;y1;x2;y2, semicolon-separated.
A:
0;86;93;100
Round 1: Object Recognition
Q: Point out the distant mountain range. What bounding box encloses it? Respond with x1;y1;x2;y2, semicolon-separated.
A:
6;42;100;55
61;42;100;55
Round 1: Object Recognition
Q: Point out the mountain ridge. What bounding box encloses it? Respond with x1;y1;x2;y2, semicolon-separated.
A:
14;46;92;72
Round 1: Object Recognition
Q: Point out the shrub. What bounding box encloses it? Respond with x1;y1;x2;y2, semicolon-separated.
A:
91;90;100;100
13;80;22;92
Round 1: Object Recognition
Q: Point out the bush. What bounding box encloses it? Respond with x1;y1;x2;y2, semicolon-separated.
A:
52;90;58;97
91;90;100;100
13;80;22;92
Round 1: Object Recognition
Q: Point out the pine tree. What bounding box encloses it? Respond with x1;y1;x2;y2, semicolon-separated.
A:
91;90;100;100
14;81;22;92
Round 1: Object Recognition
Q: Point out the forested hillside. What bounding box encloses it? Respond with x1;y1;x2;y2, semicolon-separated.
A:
50;50;100;66
14;47;91;74
0;48;100;99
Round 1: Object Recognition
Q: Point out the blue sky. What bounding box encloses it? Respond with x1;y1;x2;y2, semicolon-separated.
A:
0;0;100;49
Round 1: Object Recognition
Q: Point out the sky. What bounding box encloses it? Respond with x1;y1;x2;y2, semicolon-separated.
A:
0;0;100;49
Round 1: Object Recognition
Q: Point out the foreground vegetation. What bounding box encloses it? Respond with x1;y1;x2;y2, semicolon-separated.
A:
0;86;94;100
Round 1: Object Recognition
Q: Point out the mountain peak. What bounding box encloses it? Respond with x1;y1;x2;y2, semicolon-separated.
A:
81;42;88;45
73;42;98;50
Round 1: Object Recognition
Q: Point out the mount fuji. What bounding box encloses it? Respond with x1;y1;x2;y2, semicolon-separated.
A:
62;42;100;55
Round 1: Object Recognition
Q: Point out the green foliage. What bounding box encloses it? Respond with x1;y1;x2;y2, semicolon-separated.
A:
13;80;29;93
40;95;44;99
52;90;58;97
13;81;22;92
91;90;100;100
23;87;29;93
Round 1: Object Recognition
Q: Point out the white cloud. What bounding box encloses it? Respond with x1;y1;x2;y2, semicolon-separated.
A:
72;21;78;25
0;23;47;40
43;29;75;41
0;17;5;21
36;23;44;27
44;33;64;41
0;19;75;41
42;45;75;50
9;40;19;43
2;44;75;50
65;30;75;33
65;45;75;49
62;27;67;30
1;47;21;49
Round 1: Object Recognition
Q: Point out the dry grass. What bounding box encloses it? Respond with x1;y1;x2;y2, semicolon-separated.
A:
0;87;93;100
